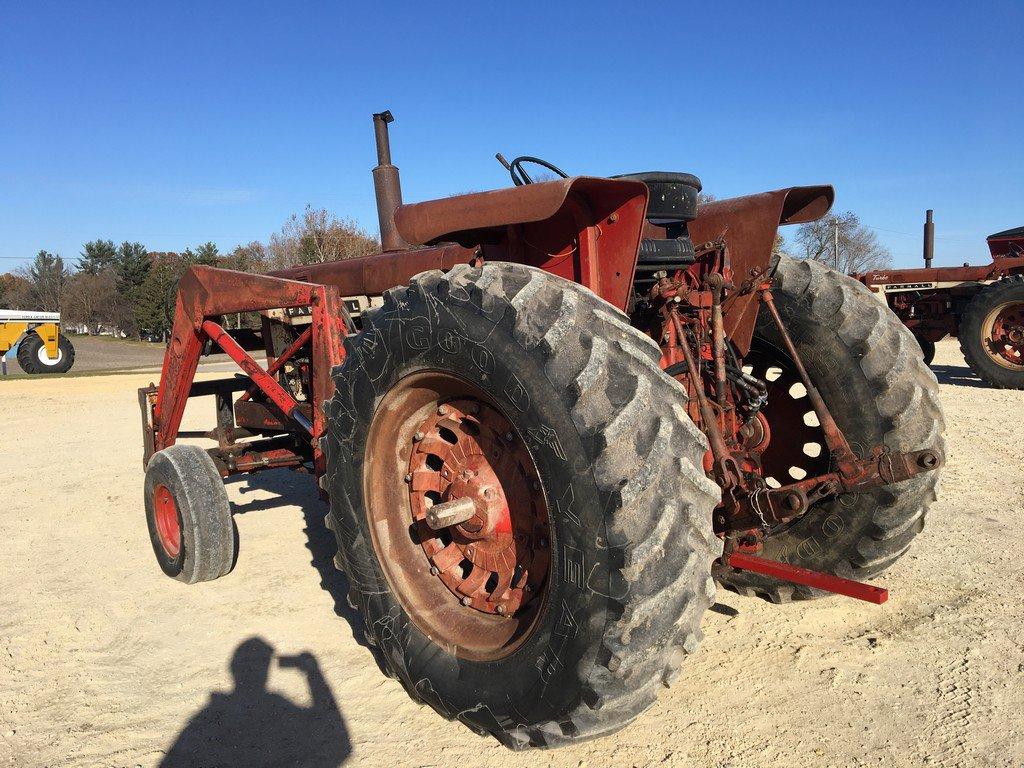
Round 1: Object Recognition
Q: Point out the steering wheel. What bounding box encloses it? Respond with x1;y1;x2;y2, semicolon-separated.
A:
496;154;569;186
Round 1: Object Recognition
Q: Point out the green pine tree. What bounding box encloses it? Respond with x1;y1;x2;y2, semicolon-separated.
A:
114;242;152;337
26;251;71;311
78;239;117;275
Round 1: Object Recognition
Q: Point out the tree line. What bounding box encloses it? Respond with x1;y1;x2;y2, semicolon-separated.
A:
0;202;891;341
0;207;378;340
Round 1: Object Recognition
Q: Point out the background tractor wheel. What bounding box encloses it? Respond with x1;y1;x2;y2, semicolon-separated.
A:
17;332;75;374
144;444;236;583
958;275;1024;389
322;262;720;749
717;256;944;602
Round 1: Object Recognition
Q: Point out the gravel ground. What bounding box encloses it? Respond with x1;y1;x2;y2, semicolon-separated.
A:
0;338;1021;768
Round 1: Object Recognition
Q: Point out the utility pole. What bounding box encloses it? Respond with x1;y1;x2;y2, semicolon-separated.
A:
833;218;840;271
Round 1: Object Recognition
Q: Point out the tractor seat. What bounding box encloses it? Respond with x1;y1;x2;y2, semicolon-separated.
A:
613;172;702;223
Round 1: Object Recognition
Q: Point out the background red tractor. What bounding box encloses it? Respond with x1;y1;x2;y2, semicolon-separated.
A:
855;211;1024;388
139;111;944;748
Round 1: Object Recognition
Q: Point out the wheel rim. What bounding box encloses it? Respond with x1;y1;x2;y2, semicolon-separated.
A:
982;300;1024;370
36;344;62;365
744;343;831;492
363;371;551;661
153;484;182;558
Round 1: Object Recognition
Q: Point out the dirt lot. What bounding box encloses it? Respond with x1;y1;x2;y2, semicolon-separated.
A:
1;338;1021;768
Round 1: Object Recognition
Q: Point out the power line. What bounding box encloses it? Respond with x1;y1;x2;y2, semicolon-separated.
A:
862;224;975;243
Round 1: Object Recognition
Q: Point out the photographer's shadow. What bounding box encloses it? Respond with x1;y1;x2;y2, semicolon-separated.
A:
160;637;351;767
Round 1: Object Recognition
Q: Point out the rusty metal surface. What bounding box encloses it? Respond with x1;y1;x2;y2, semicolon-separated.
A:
150;266;348;478
234;400;314;432
372;110;410;252
394;176;646;247
987;226;1024;258
686;186;834;355
269;243;475;295
362;371;549;660
856;256;1024;286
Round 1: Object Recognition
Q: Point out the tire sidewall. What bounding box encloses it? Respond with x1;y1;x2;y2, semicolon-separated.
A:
144;452;190;578
17;333;74;374
326;280;617;729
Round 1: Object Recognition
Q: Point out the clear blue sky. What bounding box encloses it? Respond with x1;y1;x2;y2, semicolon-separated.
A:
1;1;1021;271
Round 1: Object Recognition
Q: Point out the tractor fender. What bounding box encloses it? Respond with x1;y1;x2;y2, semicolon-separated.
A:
688;185;835;355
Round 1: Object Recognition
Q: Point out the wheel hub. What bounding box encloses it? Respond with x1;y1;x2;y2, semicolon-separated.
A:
985;301;1024;368
152;484;181;558
408;399;549;617
744;345;831;490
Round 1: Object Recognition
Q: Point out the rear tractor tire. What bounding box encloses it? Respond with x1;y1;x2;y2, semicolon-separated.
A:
322;262;721;748
717;256;945;602
958;275;1024;389
144;444;236;584
17;332;75;374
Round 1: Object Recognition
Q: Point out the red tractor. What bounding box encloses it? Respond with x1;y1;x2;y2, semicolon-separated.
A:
855;211;1024;388
139;112;945;748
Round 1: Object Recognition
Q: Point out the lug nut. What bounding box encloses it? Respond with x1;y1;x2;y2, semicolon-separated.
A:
461;596;471;606
539;538;549;548
918;451;938;469
532;480;541;491
437;405;449;416
496;605;506;615
430;566;440;576
413;431;424;442
404;473;412;483
504;432;513;442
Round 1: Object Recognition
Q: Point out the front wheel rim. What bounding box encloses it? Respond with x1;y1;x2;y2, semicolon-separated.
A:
153;484;182;558
363;371;551;661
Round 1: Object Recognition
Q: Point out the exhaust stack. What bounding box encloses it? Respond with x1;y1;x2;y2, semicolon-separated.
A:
923;209;934;268
372;110;409;252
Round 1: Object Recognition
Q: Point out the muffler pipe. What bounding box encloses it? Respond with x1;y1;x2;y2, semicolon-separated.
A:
923;209;934;268
372;110;410;252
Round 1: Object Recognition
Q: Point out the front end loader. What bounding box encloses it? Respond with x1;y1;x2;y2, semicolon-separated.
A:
138;111;945;749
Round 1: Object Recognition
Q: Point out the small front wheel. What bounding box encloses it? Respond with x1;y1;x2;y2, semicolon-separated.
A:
144;444;236;583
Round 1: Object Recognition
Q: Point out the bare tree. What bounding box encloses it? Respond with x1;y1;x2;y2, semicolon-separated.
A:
0;273;34;310
63;270;122;334
793;211;891;274
224;242;269;274
268;206;379;269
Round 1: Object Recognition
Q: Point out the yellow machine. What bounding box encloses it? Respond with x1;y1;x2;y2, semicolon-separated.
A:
0;310;76;374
